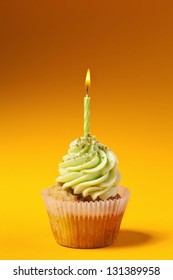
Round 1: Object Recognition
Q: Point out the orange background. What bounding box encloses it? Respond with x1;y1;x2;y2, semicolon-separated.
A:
0;0;173;259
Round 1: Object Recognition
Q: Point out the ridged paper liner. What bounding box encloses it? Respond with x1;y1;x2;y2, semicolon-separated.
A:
41;186;130;248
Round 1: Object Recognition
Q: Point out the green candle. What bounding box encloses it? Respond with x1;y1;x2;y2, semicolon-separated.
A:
84;69;91;136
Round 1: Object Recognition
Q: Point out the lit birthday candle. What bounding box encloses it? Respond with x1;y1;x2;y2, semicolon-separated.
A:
84;69;91;136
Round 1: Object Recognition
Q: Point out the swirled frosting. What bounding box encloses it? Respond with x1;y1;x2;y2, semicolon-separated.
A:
56;136;121;200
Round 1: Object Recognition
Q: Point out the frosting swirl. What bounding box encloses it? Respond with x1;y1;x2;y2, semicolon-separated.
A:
56;136;121;200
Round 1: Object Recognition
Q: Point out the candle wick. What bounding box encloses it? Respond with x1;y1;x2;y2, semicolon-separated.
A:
86;86;89;97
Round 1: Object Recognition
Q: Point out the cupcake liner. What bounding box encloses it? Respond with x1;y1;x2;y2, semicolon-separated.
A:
41;186;130;248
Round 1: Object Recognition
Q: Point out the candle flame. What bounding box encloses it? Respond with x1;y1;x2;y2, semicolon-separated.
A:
85;69;90;88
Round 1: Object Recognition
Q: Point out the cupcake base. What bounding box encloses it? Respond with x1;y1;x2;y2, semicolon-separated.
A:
41;186;130;249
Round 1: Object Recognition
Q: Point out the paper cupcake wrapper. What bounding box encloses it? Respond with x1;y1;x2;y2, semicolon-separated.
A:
41;186;130;248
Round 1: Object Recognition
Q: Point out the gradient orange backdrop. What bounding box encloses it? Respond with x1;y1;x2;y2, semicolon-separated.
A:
0;0;173;259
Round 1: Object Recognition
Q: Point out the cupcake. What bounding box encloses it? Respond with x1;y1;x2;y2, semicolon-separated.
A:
41;135;130;248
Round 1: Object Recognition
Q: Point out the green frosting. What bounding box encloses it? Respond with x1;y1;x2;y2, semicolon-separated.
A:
56;136;121;200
